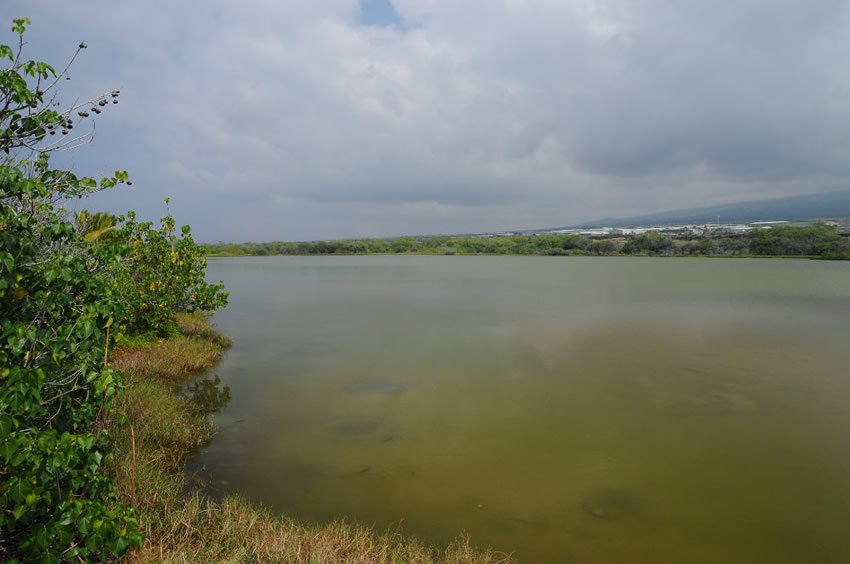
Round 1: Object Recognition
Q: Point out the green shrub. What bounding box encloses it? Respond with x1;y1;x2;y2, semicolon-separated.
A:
0;19;143;561
113;207;228;337
747;222;841;256
0;18;227;561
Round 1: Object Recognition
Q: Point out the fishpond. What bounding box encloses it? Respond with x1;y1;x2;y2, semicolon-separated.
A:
188;256;850;562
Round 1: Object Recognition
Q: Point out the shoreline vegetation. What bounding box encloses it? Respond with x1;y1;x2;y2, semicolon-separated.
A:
202;222;850;260
109;312;509;563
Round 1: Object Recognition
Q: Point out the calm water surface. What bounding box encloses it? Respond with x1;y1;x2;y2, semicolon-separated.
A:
189;256;850;562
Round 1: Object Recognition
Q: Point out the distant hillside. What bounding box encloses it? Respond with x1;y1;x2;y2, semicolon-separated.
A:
574;190;850;228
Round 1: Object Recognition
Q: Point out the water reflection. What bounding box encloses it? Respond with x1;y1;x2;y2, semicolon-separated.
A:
179;373;231;416
180;373;233;495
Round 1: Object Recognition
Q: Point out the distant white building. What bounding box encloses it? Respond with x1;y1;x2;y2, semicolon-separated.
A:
750;221;789;227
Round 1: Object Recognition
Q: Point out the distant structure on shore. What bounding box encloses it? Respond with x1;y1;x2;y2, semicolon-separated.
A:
477;218;849;240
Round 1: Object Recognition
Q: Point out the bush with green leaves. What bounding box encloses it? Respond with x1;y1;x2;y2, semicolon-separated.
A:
622;231;674;255
747;222;842;256
0;161;141;561
0;18;142;560
115;206;228;337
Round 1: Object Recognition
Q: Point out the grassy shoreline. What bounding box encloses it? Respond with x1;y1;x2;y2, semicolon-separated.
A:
108;313;508;563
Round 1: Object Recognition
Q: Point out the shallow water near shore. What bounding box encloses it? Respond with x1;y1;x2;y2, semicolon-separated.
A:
188;256;850;562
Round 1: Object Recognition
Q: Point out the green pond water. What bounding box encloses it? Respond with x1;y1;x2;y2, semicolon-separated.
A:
188;256;850;562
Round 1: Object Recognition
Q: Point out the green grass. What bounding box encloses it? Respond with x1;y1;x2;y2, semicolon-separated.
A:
108;313;509;563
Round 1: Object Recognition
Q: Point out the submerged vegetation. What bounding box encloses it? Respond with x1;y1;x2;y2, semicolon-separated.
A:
203;222;850;259
110;315;506;561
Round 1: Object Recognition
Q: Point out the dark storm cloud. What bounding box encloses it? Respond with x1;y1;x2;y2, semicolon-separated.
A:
293;174;525;206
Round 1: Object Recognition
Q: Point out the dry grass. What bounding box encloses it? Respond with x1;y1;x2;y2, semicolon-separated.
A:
109;313;510;563
125;495;508;563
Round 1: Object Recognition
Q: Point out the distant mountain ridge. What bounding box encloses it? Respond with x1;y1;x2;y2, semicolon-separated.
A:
570;190;850;228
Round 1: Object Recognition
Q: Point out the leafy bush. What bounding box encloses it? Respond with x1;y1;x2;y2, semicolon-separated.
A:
0;159;141;556
115;207;228;337
0;18;227;561
0;19;143;561
747;222;841;256
622;231;674;255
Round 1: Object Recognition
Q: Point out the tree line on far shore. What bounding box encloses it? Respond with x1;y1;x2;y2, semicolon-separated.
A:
204;222;850;260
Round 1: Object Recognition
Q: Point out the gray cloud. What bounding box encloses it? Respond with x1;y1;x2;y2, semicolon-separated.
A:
6;0;850;240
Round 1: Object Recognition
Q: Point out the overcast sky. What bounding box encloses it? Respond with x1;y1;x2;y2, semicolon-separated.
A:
6;1;850;241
